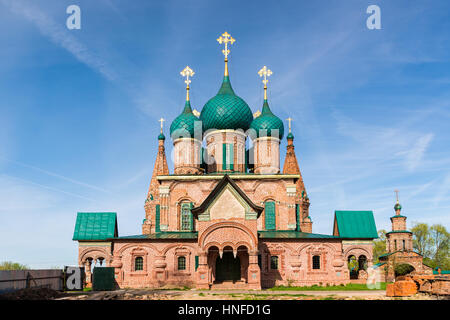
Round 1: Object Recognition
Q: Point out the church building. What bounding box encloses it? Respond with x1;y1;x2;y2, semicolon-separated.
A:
72;32;379;289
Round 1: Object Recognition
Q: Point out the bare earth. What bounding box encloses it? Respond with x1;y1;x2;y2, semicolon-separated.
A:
55;289;443;300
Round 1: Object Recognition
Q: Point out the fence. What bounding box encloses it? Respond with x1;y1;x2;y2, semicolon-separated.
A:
0;269;64;294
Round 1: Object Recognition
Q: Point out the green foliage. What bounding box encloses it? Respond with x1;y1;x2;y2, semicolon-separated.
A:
347;256;359;271
411;223;432;257
394;263;415;277
373;229;387;262
0;261;28;270
411;222;450;270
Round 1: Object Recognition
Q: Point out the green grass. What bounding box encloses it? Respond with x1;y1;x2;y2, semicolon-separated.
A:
268;282;387;291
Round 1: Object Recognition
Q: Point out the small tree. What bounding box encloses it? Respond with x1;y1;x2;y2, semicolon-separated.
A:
411;222;432;258
430;224;449;268
373;229;387;262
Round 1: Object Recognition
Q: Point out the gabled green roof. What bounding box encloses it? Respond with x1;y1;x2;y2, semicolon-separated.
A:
113;232;198;240
73;212;118;241
259;230;338;239
334;211;378;239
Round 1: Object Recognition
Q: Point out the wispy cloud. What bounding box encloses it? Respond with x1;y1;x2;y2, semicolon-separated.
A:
1;0;117;81
0;156;109;193
402;133;434;171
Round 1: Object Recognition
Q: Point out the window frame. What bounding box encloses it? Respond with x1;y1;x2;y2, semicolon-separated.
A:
270;256;279;270
177;256;186;271
312;255;321;270
134;256;144;271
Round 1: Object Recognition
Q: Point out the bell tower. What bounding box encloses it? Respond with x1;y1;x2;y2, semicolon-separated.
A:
386;191;413;252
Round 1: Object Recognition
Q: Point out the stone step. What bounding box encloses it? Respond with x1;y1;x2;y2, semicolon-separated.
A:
211;280;248;289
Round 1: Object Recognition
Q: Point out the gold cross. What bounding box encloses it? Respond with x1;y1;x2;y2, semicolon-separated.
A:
217;31;235;60
394;189;399;203
158;118;165;133
258;66;273;100
258;66;273;86
180;66;195;87
180;66;195;101
286;117;293;133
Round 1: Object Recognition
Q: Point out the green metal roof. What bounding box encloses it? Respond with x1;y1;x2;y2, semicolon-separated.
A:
372;262;386;269
249;99;284;139
390;215;407;219
200;75;253;131
386;230;412;235
113;231;198;240
170;100;200;139
73;212;118;241
258;230;338;239
334;211;378;239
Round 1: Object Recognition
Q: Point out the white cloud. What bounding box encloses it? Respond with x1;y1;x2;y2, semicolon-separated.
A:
1;0;117;81
403;133;434;171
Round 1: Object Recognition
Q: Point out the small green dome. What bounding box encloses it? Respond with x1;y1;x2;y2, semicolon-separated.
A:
170;100;199;139
287;132;294;140
250;99;284;139
200;76;253;131
158;132;165;140
394;202;402;211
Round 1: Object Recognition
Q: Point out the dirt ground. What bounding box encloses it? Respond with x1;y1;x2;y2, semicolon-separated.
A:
54;289;444;300
1;287;446;300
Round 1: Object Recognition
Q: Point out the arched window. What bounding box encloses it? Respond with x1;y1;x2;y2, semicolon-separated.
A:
270;256;278;270
312;255;320;269
134;257;143;271
395;240;397;250
178;256;186;270
402;240;405;250
180;202;193;231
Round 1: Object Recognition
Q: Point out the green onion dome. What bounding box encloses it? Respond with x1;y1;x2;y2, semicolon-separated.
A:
394;202;402;211
158;132;165;140
249;99;284;139
170;100;199;139
200;76;253;132
287;132;294;140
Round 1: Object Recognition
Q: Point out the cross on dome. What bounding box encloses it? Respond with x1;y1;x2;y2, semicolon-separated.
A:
217;31;235;60
180;66;195;101
217;32;235;76
158;117;165;133
258;66;273;100
286;117;293;133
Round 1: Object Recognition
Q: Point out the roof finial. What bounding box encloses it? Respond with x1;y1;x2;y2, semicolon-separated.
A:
394;189;402;214
217;31;235;76
180;66;195;101
286;117;293;133
158;117;165;134
258;66;273;100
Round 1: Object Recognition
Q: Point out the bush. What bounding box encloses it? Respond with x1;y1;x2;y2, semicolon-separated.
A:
394;264;415;277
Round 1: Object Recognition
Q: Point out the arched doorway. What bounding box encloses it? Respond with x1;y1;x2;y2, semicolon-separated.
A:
215;246;241;282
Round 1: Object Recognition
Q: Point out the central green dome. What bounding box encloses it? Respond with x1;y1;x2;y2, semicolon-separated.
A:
200;76;253;131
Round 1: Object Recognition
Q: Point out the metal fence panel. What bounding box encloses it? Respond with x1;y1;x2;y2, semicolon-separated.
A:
0;270;63;294
92;267;115;291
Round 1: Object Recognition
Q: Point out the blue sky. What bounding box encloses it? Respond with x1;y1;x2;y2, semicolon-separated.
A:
0;0;449;268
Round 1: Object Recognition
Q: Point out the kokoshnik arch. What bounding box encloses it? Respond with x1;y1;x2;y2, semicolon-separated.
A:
72;32;380;289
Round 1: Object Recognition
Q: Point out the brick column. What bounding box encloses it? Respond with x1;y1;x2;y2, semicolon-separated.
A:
247;250;261;290
196;251;209;289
